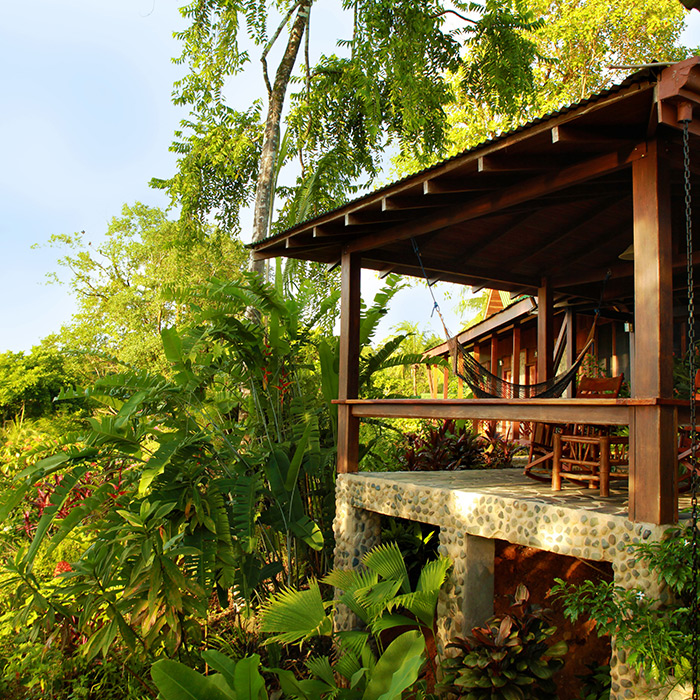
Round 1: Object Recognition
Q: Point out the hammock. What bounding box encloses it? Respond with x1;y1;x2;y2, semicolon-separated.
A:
445;333;594;399
411;238;604;400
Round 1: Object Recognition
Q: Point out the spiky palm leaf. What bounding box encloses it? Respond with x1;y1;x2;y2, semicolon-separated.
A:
362;542;410;594
258;580;332;645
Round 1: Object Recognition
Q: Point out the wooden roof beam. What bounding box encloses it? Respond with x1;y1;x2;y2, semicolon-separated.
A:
250;81;655;252
345;143;647;255
363;249;538;289
383;193;468;210
454;209;546;267
551;125;640;147
512;196;629;272
477;154;559;173
423;178;497;195
346;210;410;225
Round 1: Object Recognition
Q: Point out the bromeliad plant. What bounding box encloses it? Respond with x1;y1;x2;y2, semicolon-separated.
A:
438;584;567;700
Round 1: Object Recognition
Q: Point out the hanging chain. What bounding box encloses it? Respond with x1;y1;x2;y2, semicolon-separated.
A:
683;118;699;700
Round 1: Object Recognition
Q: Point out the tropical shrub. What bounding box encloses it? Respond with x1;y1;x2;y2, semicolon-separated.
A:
398;419;523;471
152;651;269;700
147;542;451;700
438;584;567;700
0;274;338;681
478;421;525;469
576;663;611;700
0;270;427;696
381;517;439;589
258;541;452;698
399;419;484;471
552;523;696;693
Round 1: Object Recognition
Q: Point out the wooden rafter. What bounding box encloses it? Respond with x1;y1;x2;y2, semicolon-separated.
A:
512;197;628;273
344;145;647;255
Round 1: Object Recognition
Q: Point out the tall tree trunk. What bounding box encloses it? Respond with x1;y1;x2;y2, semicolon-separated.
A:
250;0;312;276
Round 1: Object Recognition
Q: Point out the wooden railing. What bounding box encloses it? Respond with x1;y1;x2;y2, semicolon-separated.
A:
334;397;689;425
333;397;690;525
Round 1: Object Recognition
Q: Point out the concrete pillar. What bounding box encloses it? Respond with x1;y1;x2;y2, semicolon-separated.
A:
436;529;494;658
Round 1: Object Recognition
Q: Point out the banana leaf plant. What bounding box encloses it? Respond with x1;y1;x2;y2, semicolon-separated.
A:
0;273;335;660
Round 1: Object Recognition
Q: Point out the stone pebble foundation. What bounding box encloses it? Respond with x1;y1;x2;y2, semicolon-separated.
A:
332;470;690;700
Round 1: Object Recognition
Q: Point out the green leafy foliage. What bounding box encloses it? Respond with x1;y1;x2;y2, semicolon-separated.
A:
0;344;86;422
399;419;484;471
439;584;567;700
260;541;451;695
0;273;342;672
152;652;269;700
158;0;545;247
551;523;697;690
398;419;524;471
42;202;247;369
394;0;690;177
576;663;611;700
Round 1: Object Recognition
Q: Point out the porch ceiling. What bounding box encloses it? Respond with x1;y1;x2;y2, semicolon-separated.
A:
252;59;700;305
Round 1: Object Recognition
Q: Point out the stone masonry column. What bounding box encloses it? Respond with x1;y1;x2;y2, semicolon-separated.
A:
436;528;495;659
332;490;381;632
609;544;677;700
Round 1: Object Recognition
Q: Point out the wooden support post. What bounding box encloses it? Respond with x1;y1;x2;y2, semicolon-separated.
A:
337;250;361;474
427;365;437;398
490;335;498;396
565;310;577;398
630;139;677;524
443;366;449;399
538;278;554;382
512;326;521;437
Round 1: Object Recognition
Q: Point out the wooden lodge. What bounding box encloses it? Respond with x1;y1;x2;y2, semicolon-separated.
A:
423;289;632;402
251;58;700;698
252;57;700;527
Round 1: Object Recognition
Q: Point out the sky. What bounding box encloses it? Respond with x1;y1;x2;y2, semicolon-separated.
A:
3;2;700;354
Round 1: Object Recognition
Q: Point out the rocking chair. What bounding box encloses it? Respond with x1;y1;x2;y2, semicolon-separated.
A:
524;376;624;484
551;376;627;497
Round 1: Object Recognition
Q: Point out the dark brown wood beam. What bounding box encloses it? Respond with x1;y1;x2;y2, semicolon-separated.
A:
551;125;640;147
512;197;627;273
423;179;495;195
454;209;546;267
337;250;361;474
538;278;554;381
630;137;676;525
345;144;647;255
346;210;410;225
362;249;538;289
251;82;655;252
385;192;472;209
478;154;559;173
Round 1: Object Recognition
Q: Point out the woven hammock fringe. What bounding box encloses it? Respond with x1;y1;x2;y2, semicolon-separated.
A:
454;339;594;400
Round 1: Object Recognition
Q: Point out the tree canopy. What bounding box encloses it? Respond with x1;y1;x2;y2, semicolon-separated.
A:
396;0;691;175
45;202;247;368
152;0;544;268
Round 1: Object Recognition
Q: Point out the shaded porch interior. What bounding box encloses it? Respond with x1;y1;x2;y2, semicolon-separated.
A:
252;57;700;527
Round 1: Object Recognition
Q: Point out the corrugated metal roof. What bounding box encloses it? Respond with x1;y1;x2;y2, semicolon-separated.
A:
250;65;662;249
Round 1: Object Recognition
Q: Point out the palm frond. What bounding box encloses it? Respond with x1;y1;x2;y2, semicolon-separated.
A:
258;580;332;645
362;542;410;594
